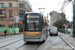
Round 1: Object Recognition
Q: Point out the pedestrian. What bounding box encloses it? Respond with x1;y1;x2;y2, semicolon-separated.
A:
4;29;7;36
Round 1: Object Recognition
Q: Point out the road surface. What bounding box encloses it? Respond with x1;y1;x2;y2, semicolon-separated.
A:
0;32;72;50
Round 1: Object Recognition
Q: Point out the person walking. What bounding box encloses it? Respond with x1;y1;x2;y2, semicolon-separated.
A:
4;29;7;36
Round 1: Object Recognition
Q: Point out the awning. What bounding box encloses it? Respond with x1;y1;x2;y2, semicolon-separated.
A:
18;22;23;24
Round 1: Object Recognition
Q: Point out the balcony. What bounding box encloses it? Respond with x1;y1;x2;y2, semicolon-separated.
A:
9;14;12;17
0;13;5;17
0;6;5;10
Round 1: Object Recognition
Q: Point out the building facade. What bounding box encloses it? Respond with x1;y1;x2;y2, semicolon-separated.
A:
46;14;51;26
47;11;65;26
0;0;32;28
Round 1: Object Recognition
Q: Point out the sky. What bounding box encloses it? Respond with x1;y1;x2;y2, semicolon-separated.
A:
28;0;73;21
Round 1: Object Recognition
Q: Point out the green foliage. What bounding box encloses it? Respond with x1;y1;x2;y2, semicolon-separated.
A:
53;19;71;33
53;19;70;29
66;33;70;35
58;29;65;33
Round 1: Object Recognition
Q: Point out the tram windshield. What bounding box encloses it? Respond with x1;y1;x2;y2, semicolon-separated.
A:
25;13;42;31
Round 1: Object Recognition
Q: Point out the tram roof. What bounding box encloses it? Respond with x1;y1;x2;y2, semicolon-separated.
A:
25;12;42;15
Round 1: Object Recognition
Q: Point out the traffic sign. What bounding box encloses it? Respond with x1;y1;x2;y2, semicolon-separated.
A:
70;26;73;28
71;22;73;25
71;29;73;31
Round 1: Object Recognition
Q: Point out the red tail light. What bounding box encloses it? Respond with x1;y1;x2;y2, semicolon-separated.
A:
57;29;58;32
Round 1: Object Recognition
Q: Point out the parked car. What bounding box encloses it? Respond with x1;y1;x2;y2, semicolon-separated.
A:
67;28;70;33
49;26;58;36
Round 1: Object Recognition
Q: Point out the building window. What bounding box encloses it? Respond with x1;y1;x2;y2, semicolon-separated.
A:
20;18;24;21
9;10;12;20
0;10;5;15
1;17;4;21
19;10;25;13
0;10;2;15
9;10;12;17
9;25;13;28
9;3;12;7
0;25;4;27
9;17;12;20
19;10;25;18
0;3;4;8
19;3;25;8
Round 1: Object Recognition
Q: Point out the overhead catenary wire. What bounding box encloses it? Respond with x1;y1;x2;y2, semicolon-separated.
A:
37;0;41;8
36;0;45;13
31;3;37;6
57;0;65;7
58;0;72;12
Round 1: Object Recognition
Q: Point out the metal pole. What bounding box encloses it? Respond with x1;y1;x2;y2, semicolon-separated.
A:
12;20;13;28
15;0;18;28
62;0;72;33
15;17;17;27
62;1;65;33
38;8;45;14
17;0;18;16
73;0;75;37
62;0;67;33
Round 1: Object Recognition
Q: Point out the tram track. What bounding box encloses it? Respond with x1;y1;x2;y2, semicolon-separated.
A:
16;42;26;50
47;27;73;50
35;42;43;50
0;34;22;39
0;38;22;48
0;34;72;50
58;35;74;50
16;41;44;50
0;35;23;43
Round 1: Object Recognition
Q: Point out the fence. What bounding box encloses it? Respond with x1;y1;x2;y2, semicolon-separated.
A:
0;27;19;35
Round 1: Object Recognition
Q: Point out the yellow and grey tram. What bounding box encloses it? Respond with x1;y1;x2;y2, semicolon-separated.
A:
23;12;48;42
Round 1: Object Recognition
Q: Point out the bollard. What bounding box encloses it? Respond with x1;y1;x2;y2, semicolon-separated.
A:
70;28;73;36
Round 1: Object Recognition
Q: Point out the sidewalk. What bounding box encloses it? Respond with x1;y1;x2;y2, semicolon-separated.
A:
58;32;75;49
0;32;23;36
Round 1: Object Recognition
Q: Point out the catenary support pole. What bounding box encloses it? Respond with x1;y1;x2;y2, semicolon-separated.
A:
73;0;75;37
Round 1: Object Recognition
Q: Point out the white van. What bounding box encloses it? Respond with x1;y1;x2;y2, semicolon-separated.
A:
49;26;58;36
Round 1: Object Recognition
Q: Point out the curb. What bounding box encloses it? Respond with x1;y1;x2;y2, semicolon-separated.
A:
0;32;23;36
59;35;75;50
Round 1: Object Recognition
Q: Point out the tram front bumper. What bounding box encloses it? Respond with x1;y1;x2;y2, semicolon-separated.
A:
23;36;43;42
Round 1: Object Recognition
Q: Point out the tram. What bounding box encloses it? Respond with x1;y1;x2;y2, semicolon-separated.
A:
23;12;48;42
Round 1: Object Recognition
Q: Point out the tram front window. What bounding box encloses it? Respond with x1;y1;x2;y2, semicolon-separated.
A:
25;13;41;31
26;21;40;30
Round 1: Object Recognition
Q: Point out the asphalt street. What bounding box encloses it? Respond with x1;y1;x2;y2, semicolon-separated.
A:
0;32;72;50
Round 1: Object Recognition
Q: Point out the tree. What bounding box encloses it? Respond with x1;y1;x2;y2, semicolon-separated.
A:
53;19;70;29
